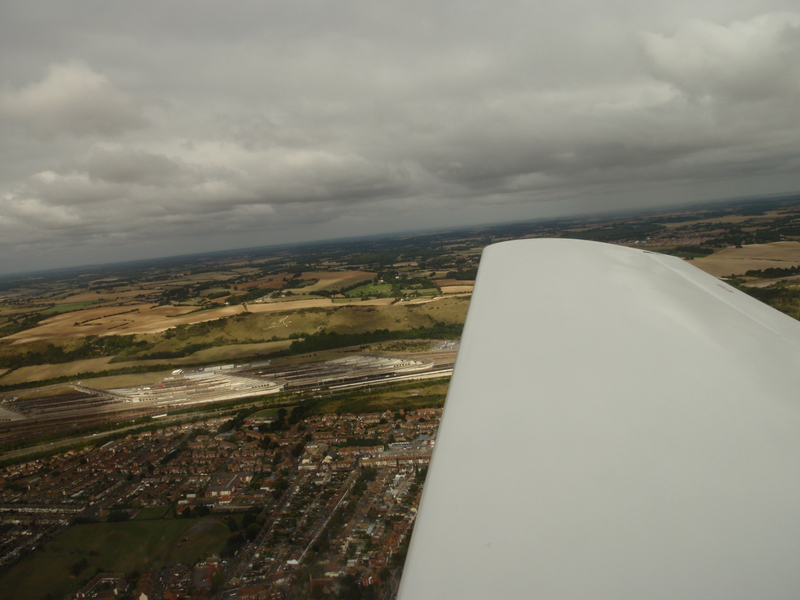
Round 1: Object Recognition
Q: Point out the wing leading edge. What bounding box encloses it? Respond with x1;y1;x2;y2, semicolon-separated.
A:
397;238;800;599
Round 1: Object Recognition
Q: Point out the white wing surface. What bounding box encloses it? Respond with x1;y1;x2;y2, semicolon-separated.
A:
397;238;800;599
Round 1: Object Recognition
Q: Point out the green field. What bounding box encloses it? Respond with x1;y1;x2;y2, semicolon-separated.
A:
248;407;283;419
0;518;230;600
311;380;449;414
344;283;394;297
402;288;439;296
38;301;98;316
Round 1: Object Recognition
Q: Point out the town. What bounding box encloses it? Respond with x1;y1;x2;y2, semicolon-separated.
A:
0;396;441;600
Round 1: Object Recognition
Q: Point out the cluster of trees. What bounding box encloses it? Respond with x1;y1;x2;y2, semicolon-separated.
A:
658;246;716;259
181;503;211;518
738;284;800;321
107;510;131;522
707;229;783;247
445;267;478;280
221;505;264;556
217;409;253;433
745;265;800;279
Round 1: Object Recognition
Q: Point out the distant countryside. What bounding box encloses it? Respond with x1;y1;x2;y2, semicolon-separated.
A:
3;195;800;599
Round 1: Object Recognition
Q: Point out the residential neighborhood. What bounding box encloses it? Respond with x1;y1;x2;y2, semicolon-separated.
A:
0;405;441;599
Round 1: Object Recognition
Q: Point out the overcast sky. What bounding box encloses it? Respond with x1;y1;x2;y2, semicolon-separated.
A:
1;1;799;274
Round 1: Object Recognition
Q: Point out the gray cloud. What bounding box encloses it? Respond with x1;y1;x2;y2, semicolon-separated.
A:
0;60;145;139
0;1;799;273
641;12;800;101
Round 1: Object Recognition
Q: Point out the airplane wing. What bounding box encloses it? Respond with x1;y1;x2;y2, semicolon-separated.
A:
397;238;800;599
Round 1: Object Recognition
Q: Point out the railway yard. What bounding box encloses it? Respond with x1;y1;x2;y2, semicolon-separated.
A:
0;348;457;452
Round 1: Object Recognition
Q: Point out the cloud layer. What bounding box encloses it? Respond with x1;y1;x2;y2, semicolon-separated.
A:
1;1;799;273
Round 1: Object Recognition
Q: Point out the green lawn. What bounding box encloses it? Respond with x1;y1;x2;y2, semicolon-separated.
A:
0;518;230;600
249;407;284;419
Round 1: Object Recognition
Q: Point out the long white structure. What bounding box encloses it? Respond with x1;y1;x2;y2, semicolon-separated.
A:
398;239;800;599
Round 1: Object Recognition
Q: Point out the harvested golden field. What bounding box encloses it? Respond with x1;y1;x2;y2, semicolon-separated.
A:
436;279;475;287
403;296;442;305
324;305;416;334
4;304;201;344
690;242;800;277
409;296;470;322
440;285;474;294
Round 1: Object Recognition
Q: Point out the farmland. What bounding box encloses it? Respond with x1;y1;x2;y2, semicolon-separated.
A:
689;241;800;277
3;195;800;600
3;193;800;411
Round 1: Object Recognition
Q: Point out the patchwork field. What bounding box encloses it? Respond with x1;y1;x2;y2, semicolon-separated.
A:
436;279;476;287
3;296;419;345
4;303;201;344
